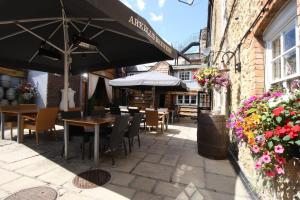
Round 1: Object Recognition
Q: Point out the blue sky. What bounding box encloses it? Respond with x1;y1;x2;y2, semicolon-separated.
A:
120;0;208;52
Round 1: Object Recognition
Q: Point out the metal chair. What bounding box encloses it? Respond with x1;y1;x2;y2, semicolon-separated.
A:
125;113;143;152
101;115;130;165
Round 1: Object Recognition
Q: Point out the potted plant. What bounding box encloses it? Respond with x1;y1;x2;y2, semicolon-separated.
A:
17;81;38;104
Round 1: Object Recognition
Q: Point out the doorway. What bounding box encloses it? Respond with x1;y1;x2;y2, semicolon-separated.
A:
159;94;165;108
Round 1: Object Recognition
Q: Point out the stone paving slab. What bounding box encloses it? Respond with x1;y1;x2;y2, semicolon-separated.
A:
132;191;163;200
154;181;185;198
0;118;251;200
204;159;237;177
0;168;21;186
172;164;205;188
133;162;173;181
129;176;156;192
0;176;46;193
144;153;162;163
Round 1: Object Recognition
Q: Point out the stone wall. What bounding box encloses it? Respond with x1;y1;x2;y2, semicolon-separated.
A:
210;0;300;199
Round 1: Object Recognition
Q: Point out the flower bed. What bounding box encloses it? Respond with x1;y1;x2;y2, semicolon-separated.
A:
228;90;300;177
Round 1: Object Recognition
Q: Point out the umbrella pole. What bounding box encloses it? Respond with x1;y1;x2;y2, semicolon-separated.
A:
152;86;155;109
62;7;69;112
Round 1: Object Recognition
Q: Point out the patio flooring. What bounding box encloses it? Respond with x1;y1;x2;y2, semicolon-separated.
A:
0;118;251;200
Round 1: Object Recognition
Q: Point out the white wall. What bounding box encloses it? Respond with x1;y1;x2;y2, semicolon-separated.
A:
27;70;48;108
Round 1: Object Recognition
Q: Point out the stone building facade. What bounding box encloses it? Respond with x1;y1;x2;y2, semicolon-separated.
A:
208;0;300;199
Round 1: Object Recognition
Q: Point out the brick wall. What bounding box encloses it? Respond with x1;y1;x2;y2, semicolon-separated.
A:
210;0;300;199
47;74;81;108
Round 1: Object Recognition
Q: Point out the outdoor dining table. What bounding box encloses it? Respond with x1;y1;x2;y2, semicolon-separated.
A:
63;114;117;165
0;106;38;143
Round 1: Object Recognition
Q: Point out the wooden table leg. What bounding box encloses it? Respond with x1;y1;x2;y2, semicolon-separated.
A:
17;114;22;143
1;113;4;140
165;114;169;130
94;124;100;166
64;121;69;159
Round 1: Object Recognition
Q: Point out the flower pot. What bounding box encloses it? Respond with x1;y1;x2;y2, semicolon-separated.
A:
197;113;229;159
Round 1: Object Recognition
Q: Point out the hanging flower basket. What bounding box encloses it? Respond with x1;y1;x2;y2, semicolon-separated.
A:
193;67;230;90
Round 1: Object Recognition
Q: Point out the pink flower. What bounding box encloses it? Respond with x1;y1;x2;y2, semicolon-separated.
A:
261;154;271;163
265;170;276;177
251;145;260;154
255;161;262;169
275;165;285;175
274;145;284;154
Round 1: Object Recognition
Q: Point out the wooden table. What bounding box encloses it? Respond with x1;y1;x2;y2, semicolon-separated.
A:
0;107;38;143
63;114;117;165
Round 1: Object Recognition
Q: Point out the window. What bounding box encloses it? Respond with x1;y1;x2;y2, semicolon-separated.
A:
179;71;191;81
177;95;183;104
264;0;299;89
177;95;197;105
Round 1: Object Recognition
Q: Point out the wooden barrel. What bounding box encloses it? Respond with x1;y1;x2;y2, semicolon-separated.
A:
197;113;228;159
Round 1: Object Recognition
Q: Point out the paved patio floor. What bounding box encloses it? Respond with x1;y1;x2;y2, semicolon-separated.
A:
0;118;251;200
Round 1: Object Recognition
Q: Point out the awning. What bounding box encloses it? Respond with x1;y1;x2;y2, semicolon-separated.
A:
0;0;177;75
109;71;187;91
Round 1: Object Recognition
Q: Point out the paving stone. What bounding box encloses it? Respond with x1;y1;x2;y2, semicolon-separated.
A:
57;192;92;200
154;181;184;198
0;168;21;185
206;173;239;194
168;139;185;146
110;171;136;186
1;155;46;171
129;151;147;159
0;176;46;193
104;184;136;199
0;189;9;199
130;176;156;192
109;157;140;173
132;191;163;200
144;154;162;163
160;154;179;166
81;186;132;200
148;144;169;155
172;164;205;188
177;154;204;168
198;188;251;200
204;159;237;177
38;167;75;186
0;148;43;163
15;159;59;177
133;162;173;181
176;183;204;200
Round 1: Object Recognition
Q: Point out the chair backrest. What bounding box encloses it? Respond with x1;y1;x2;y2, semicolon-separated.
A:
128;113;143;138
35;107;59;132
146;110;159;126
110;106;121;115
19;104;38;110
110;115;129;149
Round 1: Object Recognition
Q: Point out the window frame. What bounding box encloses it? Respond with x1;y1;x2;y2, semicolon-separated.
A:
178;71;191;81
176;95;197;105
264;0;299;90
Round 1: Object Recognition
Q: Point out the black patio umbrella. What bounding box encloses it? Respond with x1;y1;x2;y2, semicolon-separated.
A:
0;0;177;110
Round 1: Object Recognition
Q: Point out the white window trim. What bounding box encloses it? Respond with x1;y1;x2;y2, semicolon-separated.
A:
176;95;197;105
178;71;191;81
264;0;299;90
